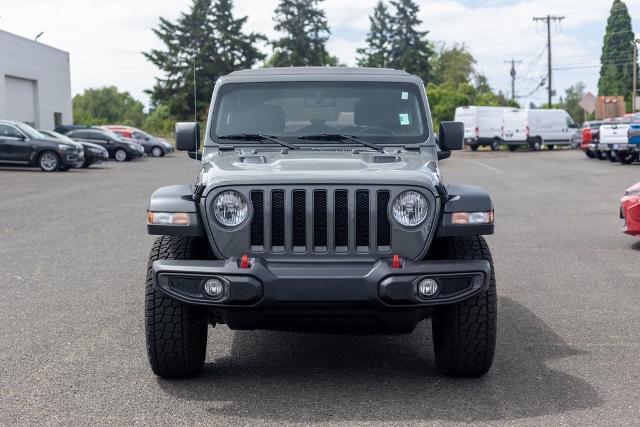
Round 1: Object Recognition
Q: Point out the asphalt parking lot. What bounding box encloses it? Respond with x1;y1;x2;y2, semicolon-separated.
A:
1;149;639;425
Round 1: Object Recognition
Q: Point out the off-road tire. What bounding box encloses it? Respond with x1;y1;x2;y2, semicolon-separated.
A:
431;235;497;377
145;236;208;378
619;153;633;165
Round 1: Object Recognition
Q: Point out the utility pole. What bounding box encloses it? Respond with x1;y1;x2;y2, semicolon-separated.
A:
633;39;639;113
533;15;565;108
504;58;522;101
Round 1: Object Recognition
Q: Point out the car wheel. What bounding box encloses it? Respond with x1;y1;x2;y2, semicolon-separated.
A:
490;139;501;151
619;153;633;165
151;146;163;157
114;149;128;162
585;151;595;159
469;144;479;152
596;151;606;160
146;236;208;379
546;144;555;150
508;145;517;152
530;139;542;151
606;151;617;162
38;151;61;172
431;235;497;377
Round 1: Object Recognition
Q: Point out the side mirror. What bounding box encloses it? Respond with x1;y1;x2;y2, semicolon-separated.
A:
439;121;464;151
176;122;201;152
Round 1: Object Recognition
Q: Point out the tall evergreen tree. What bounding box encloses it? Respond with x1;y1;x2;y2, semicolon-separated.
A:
269;0;338;67
144;0;264;120
388;0;434;81
356;1;393;68
598;0;635;110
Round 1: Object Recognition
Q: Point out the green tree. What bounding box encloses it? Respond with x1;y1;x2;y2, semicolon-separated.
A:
269;0;338;67
432;43;476;86
598;0;635;110
73;86;145;126
144;0;264;120
427;82;474;130
356;1;393;68
142;105;178;137
558;82;586;124
388;0;434;81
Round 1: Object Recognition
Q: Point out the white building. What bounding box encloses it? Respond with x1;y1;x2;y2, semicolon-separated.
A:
0;29;72;130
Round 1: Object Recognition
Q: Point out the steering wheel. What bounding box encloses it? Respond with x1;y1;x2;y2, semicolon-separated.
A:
356;126;394;136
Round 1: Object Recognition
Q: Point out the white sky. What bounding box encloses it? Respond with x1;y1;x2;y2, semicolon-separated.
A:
1;0;638;108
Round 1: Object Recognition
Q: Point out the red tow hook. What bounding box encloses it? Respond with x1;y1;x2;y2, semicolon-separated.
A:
391;254;402;269
240;254;251;269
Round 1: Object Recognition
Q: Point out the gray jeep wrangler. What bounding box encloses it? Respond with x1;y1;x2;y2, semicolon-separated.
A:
145;67;496;379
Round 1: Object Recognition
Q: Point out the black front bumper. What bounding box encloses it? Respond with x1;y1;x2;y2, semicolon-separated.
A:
153;258;491;332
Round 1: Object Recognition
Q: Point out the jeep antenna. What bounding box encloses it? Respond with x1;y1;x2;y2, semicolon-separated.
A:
193;56;197;122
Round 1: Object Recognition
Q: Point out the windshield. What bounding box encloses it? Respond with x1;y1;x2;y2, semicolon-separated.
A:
211;81;429;145
15;122;46;139
100;128;126;142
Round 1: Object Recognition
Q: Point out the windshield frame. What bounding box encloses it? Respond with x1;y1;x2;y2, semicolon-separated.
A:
15;122;46;140
208;80;431;147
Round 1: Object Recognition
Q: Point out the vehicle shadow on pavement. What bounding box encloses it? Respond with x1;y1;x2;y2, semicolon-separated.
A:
158;297;602;423
631;241;640;251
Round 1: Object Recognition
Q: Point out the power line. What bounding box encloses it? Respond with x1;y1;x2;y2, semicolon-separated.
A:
533;15;565;107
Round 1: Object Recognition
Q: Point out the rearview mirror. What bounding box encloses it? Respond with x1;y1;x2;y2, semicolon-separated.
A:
438;121;464;151
176;122;201;152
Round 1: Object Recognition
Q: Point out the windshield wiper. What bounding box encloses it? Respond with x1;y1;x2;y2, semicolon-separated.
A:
297;134;384;152
217;133;298;150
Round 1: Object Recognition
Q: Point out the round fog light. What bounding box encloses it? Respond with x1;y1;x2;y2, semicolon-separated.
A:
417;278;438;298
204;278;225;299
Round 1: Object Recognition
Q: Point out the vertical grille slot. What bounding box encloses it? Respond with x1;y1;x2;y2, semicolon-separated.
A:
313;190;328;250
250;191;264;249
334;190;349;250
355;190;370;250
271;190;285;250
377;191;391;248
292;190;306;250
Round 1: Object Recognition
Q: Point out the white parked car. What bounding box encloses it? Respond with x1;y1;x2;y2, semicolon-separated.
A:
454;106;512;151
501;108;578;151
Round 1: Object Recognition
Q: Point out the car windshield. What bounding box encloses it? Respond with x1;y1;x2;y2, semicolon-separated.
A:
100;128;125;142
15;122;46;139
211;81;429;145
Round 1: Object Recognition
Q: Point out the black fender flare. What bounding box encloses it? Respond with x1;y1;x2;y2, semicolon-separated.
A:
147;185;203;236
436;184;494;237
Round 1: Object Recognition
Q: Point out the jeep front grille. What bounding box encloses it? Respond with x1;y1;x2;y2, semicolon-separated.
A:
249;188;392;254
206;185;436;260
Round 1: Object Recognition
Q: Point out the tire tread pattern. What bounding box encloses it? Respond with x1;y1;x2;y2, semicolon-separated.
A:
432;235;497;377
145;236;207;378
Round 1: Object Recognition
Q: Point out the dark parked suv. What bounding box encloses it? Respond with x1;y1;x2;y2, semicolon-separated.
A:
39;130;109;168
65;128;144;161
0;120;84;171
145;67;497;379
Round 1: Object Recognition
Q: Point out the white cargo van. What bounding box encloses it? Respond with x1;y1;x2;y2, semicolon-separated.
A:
501;108;578;151
454;106;512;151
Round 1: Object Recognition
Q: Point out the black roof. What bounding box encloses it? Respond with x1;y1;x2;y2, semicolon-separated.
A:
228;67;410;77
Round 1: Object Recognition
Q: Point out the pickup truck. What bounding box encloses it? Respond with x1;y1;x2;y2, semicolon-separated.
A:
612;114;640;165
596;115;634;162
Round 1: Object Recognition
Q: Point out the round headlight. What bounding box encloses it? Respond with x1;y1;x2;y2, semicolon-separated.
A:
214;191;248;227
392;191;428;227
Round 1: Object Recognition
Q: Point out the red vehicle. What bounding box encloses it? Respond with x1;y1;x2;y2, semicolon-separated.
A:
621;182;640;236
580;120;602;158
